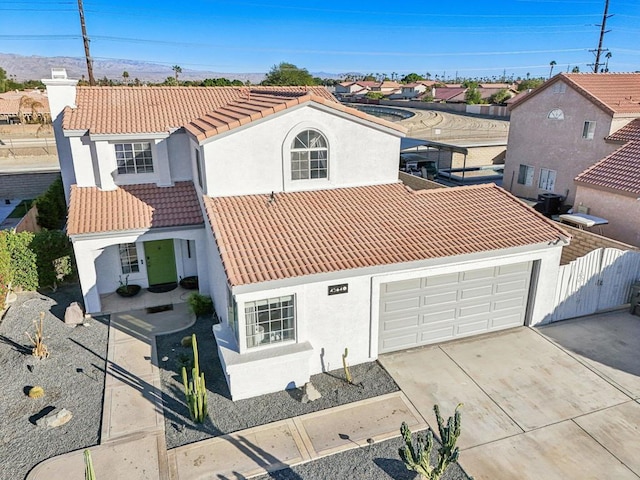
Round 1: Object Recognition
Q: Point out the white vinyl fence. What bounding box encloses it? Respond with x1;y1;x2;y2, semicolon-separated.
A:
549;248;640;322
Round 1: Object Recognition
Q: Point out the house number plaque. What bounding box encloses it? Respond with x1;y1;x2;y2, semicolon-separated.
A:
328;283;348;295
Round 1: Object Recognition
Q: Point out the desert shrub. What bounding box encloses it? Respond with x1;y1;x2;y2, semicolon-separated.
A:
35;176;67;230
187;293;213;316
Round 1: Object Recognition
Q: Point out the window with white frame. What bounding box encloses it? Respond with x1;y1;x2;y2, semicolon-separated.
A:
582;121;596;140
245;295;295;348
115;142;154;174
119;243;139;274
291;130;328;180
547;109;564;120
517;164;534;186
538;168;556;191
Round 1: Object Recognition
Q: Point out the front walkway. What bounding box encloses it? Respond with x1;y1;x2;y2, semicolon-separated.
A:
27;303;426;479
380;310;640;480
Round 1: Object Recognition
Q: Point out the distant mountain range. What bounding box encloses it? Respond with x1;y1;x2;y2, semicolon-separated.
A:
0;53;347;84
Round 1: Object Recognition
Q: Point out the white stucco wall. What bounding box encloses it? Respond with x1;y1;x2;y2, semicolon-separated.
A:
574;185;640;247
200;104;403;197
504;79;621;204
213;242;564;399
168;132;193;182
72;227;209;313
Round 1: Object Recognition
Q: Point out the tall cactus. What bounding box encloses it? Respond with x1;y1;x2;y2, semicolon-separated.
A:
399;404;463;480
181;334;208;423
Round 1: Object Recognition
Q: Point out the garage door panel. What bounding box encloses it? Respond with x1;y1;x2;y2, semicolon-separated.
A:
459;302;492;318
384;278;422;293
381;332;419;351
382;315;420;331
425;272;460;287
460;284;494;299
493;296;528;311
424;290;458;305
456;319;490;335
420;326;455;343
382;297;421;313
461;267;495;281
422;308;457;323
498;262;530;275
379;262;532;353
496;278;529;293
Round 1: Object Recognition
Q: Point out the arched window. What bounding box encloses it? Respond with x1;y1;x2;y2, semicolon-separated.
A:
291;130;328;180
548;109;564;120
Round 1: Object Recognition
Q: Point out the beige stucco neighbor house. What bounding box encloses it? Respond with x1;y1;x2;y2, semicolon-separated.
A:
503;73;640;205
44;70;569;400
574;119;640;247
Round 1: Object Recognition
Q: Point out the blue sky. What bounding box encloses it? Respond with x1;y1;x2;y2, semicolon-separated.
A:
1;0;639;78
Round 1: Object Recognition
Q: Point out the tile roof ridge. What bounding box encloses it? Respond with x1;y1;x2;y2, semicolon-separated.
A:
409;182;494;195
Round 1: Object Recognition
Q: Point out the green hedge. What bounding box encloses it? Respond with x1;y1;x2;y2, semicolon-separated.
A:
30;230;73;288
0;233;11;310
4;230;38;291
35;176;67;230
0;229;74;294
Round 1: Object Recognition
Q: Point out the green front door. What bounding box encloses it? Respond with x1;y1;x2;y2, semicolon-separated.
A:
144;239;177;285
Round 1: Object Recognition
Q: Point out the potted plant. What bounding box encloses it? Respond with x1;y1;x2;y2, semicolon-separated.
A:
116;275;141;297
179;275;199;290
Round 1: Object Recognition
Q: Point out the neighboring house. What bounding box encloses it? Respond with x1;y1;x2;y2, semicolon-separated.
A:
503;73;640;205
432;87;467;103
573;119;640;247
0;89;50;124
398;82;435;99
370;81;402;94
45;69;569;400
335;82;368;95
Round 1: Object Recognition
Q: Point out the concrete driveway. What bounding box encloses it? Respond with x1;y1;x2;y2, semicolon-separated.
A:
379;310;640;480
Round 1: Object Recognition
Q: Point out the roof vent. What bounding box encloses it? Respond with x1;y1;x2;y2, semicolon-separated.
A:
51;68;68;80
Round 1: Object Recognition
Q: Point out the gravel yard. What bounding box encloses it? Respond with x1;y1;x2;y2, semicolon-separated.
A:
156;315;400;450
254;432;471;480
0;286;108;480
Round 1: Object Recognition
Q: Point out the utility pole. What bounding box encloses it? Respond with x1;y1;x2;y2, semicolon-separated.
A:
591;0;612;73
78;0;95;85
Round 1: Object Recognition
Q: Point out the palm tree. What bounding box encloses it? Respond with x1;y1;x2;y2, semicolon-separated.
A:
122;71;129;85
18;96;44;124
549;60;557;79
172;65;182;84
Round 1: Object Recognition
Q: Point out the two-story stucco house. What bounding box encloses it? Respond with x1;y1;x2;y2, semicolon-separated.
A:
503;73;640;205
574;119;640;247
45;70;569;400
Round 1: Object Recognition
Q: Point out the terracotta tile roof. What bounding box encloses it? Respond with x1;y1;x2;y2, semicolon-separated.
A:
510;73;640;115
204;183;569;286
67;181;203;235
62;86;335;134
433;87;466;101
62;85;404;139
185;92;406;141
575;141;640;195
607;119;640;142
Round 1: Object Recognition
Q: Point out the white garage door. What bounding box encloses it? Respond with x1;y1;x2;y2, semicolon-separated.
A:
379;262;533;353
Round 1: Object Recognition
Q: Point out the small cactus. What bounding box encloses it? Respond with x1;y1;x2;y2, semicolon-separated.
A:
84;449;96;480
27;386;45;399
181;334;207;423
399;404;463;480
180;335;193;348
342;347;352;384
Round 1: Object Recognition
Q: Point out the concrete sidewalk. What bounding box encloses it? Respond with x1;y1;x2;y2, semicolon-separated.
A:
27;304;425;480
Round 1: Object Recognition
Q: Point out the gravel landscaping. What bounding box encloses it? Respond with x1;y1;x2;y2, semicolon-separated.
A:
156;315;400;449
0;286;108;480
254;433;471;480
